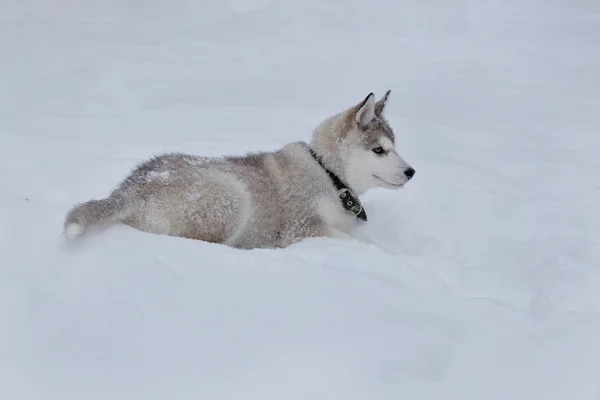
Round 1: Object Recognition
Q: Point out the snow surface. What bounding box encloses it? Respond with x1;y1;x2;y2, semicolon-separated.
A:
2;0;600;399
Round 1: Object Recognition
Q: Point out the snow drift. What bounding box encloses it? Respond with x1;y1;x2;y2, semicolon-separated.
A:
1;0;599;399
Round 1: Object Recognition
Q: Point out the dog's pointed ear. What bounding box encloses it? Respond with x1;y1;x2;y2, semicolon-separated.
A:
375;89;391;118
354;92;376;127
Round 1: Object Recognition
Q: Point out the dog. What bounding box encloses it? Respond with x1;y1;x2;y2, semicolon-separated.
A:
63;91;416;249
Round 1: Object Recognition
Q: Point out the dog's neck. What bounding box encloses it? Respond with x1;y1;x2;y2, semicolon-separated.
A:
308;146;346;183
309;112;367;195
308;147;368;222
308;131;354;183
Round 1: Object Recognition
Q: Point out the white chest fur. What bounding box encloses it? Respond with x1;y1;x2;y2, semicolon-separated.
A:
316;196;358;233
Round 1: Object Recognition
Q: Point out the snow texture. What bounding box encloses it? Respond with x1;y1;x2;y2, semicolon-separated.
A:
1;0;600;399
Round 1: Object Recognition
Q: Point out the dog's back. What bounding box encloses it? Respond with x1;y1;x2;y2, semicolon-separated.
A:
64;142;343;248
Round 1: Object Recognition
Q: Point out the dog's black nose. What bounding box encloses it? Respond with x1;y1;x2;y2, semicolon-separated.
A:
404;167;416;179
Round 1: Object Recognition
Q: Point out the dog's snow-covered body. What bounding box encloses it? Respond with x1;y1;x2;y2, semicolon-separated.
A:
64;91;415;249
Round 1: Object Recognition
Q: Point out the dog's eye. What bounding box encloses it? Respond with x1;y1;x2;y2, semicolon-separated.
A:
372;147;384;154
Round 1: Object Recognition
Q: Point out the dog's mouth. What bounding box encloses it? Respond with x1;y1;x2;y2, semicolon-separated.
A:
373;175;404;189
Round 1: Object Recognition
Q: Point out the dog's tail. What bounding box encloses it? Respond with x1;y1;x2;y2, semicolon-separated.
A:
63;194;128;239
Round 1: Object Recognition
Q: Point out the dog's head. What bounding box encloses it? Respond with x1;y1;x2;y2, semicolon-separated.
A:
311;90;416;195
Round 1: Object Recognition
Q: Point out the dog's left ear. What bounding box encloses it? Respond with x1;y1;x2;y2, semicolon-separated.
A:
374;89;391;118
355;92;376;127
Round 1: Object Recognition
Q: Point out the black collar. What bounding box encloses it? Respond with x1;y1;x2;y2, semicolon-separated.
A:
309;148;367;221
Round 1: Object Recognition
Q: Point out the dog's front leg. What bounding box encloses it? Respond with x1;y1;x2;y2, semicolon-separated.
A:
324;227;376;246
324;227;354;240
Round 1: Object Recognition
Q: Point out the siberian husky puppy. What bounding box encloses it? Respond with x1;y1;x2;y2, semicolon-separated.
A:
63;91;415;249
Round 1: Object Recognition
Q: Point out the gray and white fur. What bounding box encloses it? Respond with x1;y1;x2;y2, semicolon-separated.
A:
63;91;416;249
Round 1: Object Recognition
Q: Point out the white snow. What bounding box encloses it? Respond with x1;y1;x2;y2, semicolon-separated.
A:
2;0;600;399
